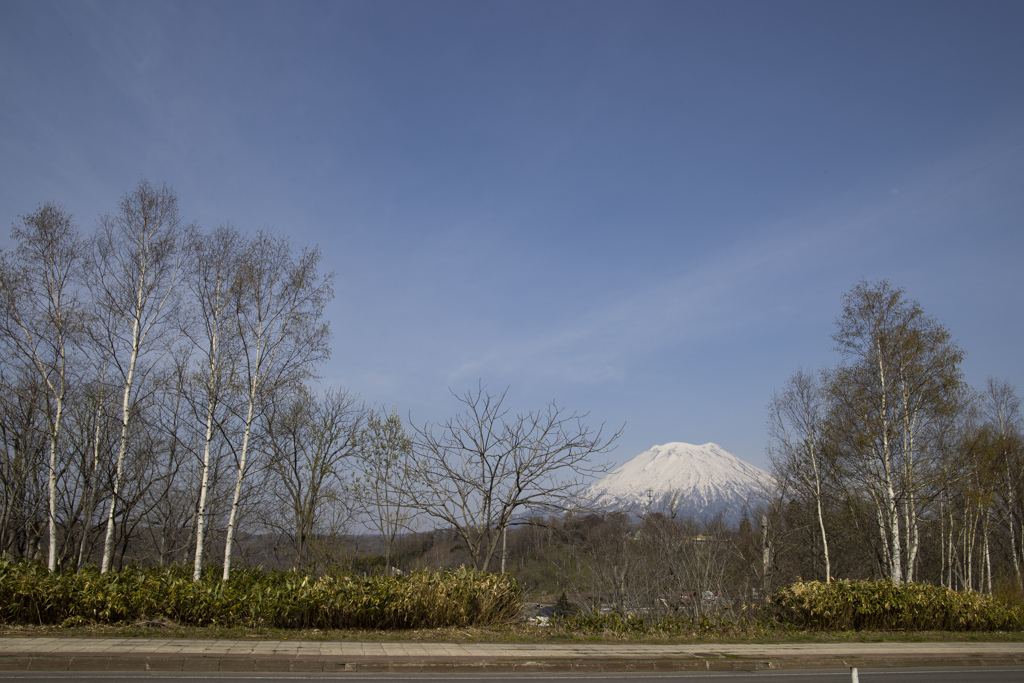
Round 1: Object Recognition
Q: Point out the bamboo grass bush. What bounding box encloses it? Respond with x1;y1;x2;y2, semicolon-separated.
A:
0;560;522;629
771;579;1024;631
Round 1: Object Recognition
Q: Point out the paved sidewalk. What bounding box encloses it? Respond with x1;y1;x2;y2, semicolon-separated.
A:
0;637;1022;673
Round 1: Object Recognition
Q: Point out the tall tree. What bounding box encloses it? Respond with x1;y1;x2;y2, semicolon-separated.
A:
0;203;82;572
411;384;619;572
828;280;964;583
88;181;185;573
221;234;332;580
182;225;244;580
767;368;832;582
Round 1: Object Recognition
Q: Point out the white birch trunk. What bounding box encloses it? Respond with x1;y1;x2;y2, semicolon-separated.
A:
1007;480;1022;590
906;494;919;584
1007;470;1024;592
871;493;891;578
192;391;216;581
761;513;770;593
949;506;958;589
222;396;256;582
984;510;993;594
884;479;901;582
192;318;222;581
940;500;947;589
807;440;830;583
815;489;830;583
876;350;903;584
100;312;140;574
46;398;62;573
964;507;976;591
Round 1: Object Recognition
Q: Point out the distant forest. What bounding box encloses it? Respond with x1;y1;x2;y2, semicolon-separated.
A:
1;182;1021;613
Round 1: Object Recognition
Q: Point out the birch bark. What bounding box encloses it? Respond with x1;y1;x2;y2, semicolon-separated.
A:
183;226;243;581
220;234;332;581
0;204;82;572
88;182;183;574
829;281;963;585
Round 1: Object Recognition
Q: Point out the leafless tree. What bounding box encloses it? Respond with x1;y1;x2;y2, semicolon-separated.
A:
181;225;245;579
87;180;185;573
767;368;832;582
410;384;619;572
264;386;363;570
645;514;733;618
562;512;653;614
0;203;83;571
221;234;333;580
556;512;733;619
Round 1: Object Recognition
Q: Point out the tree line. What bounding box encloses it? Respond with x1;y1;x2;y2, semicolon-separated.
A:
5;181;1019;602
0;181;617;580
374;281;1023;612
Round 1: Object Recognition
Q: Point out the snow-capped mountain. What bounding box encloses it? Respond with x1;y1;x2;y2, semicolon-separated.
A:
582;442;770;524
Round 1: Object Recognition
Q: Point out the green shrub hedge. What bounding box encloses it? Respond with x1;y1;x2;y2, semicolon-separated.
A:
771;579;1024;631
0;560;522;629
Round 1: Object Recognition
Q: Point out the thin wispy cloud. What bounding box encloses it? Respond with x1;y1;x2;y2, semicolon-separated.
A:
2;1;1022;466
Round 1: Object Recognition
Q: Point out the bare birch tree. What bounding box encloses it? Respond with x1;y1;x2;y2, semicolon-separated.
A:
0;204;82;572
182;225;244;580
767;368;832;582
88;181;185;573
221;234;332;580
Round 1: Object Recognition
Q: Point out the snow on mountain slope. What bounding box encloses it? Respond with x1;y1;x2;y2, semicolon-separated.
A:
582;442;770;523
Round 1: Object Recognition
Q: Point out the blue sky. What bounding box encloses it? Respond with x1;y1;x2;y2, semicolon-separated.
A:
2;0;1022;469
